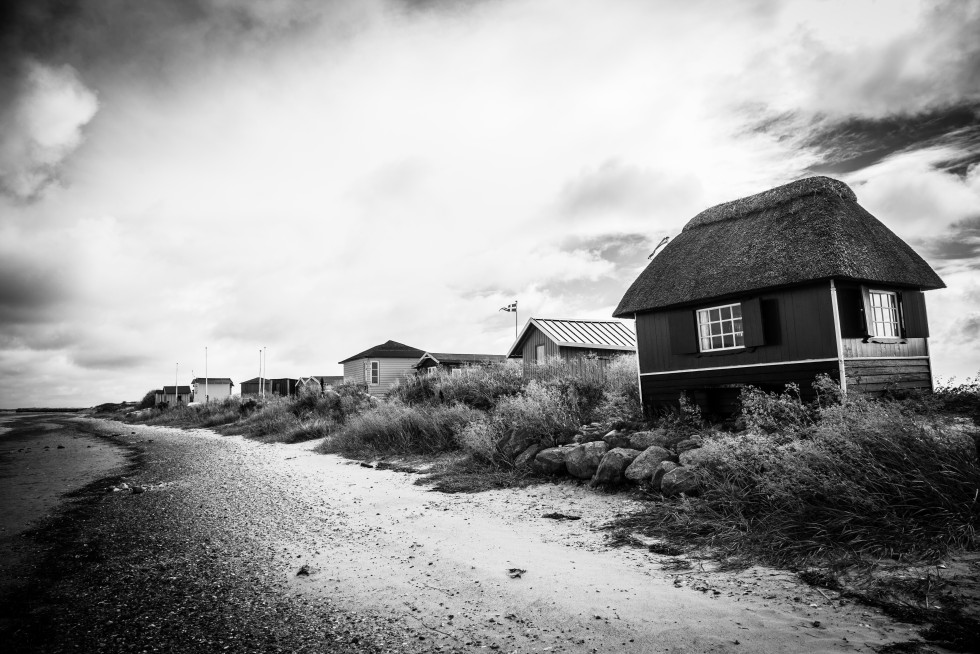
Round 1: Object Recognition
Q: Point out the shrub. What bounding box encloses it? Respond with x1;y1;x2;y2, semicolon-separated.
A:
686;393;980;562
736;383;812;434
436;361;524;410
388;374;438;405
138;390;157;410
320;402;482;457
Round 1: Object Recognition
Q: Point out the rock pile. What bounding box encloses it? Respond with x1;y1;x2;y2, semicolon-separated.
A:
532;426;705;496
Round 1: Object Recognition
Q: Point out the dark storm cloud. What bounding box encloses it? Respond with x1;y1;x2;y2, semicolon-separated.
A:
920;215;980;266
800;104;980;176
0;251;70;324
72;351;151;371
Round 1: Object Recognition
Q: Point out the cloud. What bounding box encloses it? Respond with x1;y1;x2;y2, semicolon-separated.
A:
556;161;703;227
1;0;980;407
733;0;980;119
72;351;151;371
0;60;98;200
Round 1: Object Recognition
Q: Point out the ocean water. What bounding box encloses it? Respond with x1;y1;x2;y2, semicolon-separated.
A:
0;414;128;538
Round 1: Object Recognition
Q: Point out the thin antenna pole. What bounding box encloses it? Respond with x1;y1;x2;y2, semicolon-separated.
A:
263;347;267;396
175;362;179;405
258;349;262;398
205;346;208;404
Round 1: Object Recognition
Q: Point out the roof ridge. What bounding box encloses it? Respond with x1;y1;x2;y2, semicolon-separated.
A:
684;176;856;232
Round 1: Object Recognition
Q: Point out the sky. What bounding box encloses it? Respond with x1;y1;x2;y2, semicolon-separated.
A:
1;0;979;408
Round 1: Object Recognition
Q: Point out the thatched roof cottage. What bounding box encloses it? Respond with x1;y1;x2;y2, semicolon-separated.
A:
613;176;944;415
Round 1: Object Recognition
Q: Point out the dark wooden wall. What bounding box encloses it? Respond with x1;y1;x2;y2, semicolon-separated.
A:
635;282;838;374
640;360;840;416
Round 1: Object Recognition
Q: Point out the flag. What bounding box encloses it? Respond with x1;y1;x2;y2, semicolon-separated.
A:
499;301;517;312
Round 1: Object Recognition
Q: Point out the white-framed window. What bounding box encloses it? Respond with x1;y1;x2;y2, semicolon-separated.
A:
867;289;900;337
370;360;380;385
697;303;744;352
535;344;545;362
450;367;463;377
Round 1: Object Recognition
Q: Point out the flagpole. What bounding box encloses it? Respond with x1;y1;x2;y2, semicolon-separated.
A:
514;304;518;339
205;346;208;404
175;362;179;405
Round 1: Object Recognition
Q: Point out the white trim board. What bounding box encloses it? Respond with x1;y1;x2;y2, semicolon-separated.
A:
639;358;838;376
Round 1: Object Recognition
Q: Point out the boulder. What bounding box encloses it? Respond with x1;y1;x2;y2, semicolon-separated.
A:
602;430;632;449
534;447;570;476
651;461;679;491
674;437;703;455
592;448;642;486
660;466;699;496
678;447;711;467
627;429;672;450
515;443;544;469
565;442;609;479
624;446;676;484
574;431;605;444
496;428;541;460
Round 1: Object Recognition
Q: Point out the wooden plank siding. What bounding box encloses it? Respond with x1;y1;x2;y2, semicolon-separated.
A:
641;361;841;416
635;283;838;374
844;358;932;393
841;338;928;358
343;357;418;396
521;327;561;370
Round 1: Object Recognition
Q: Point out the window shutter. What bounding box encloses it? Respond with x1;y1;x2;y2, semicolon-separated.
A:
836;287;865;338
859;286;874;336
901;290;929;338
667;309;698;354
742;297;765;347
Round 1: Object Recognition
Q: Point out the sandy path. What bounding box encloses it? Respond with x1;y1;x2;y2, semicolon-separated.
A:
274;440;921;653
9;418;926;653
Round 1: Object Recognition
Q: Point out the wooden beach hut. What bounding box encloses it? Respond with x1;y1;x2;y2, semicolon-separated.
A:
339;340;426;396
414;353;507;375
613;176;945;415
505;318;636;376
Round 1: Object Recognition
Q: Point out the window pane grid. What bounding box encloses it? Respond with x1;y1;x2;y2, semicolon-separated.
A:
697;303;744;352
868;291;900;338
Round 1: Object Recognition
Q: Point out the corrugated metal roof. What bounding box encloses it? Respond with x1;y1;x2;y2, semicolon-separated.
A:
506;318;636;357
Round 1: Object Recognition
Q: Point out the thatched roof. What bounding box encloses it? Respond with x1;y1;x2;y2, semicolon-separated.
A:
613;176;944;317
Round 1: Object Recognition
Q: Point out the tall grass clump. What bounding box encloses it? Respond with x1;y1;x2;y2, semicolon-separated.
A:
677;386;980;564
459;380;580;465
320;402;483;457
140;397;242;428
594;353;643;425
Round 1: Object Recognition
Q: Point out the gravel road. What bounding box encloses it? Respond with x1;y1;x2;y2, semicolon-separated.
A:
2;417;926;653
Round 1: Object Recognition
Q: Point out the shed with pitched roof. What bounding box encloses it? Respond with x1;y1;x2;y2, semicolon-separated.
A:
413;352;507;375
505;318;636;374
339;340;426;396
613;176;944;415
